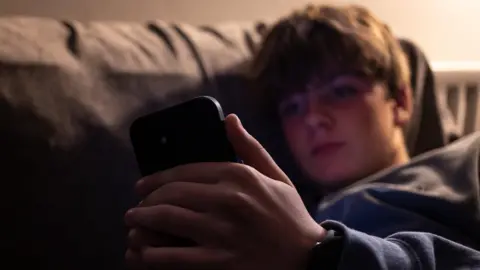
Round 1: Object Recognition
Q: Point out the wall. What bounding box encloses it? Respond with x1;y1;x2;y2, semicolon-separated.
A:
0;0;479;62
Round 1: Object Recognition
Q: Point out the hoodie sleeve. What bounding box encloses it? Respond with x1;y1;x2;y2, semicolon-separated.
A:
311;220;480;270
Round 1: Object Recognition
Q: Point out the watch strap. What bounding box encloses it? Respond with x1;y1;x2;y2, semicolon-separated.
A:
306;229;344;270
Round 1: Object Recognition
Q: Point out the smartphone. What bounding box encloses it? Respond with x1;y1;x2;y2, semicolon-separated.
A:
130;96;237;177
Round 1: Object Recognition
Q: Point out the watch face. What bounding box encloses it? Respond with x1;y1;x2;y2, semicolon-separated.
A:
307;230;343;270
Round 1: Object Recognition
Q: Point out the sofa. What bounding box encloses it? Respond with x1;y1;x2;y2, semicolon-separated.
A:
0;17;472;269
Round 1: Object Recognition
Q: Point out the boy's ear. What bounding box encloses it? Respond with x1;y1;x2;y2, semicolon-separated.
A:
393;85;413;127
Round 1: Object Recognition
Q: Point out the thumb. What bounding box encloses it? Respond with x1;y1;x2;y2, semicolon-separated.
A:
225;114;293;186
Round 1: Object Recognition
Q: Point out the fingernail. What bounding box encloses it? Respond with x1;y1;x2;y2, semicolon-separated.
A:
124;209;136;226
136;178;144;188
135;179;146;195
125;249;141;266
128;228;136;238
234;114;243;126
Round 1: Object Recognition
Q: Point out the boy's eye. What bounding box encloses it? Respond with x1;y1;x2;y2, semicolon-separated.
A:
279;101;300;116
319;85;360;104
331;85;359;99
278;96;306;117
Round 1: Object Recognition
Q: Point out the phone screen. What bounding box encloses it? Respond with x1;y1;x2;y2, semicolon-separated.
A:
130;96;237;177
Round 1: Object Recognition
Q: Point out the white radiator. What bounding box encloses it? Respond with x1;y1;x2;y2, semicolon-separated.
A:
432;62;480;135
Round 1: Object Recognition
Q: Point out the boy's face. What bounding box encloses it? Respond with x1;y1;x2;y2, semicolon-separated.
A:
279;73;410;190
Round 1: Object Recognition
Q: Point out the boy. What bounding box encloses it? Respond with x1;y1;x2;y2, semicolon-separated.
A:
125;4;480;269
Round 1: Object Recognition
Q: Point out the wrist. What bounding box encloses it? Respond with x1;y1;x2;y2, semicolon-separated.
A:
294;225;328;270
305;229;344;270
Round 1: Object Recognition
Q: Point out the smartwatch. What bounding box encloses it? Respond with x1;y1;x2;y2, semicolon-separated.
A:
306;229;344;270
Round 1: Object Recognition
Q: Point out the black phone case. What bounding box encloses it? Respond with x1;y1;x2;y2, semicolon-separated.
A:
130;96;237;177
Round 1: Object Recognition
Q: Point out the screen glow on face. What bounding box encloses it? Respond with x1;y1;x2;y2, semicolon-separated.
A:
278;74;373;117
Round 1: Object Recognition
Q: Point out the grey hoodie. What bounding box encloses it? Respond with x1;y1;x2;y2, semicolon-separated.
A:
313;132;480;269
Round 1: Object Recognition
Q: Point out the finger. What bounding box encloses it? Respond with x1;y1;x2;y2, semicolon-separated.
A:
140;182;229;211
138;181;260;222
125;205;232;245
135;161;257;198
135;164;220;197
224;114;293;186
139;246;232;270
128;228;194;249
125;249;144;270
